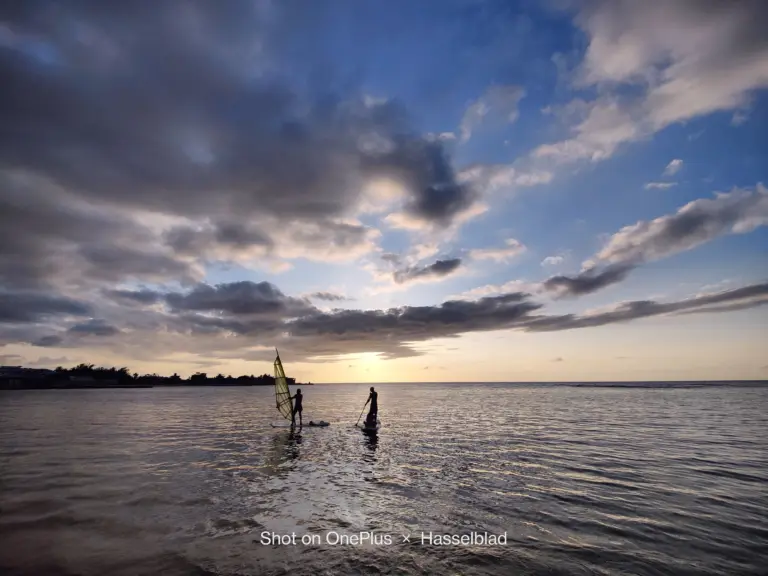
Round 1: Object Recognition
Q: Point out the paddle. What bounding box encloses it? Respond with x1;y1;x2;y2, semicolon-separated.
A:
355;402;368;426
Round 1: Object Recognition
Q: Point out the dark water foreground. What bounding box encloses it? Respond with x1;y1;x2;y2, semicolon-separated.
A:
1;383;766;575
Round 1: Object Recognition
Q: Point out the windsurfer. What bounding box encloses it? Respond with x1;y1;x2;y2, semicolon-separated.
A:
291;388;303;426
363;386;378;426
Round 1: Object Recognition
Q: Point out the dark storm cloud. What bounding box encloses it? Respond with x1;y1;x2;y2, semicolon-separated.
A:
393;258;463;284
68;319;120;337
0;1;475;233
542;263;633;297
0;291;91;323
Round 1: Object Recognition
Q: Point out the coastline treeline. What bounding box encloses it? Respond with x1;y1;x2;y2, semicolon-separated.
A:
0;363;300;390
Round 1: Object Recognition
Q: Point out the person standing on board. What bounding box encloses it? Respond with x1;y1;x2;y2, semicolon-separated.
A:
364;386;378;425
291;388;303;427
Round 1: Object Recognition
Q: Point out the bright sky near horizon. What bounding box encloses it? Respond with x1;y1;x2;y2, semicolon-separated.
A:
1;0;767;382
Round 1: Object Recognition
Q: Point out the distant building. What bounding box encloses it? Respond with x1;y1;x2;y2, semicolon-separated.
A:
0;366;56;378
0;366;57;389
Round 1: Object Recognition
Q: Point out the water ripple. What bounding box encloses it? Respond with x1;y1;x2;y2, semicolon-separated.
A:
1;384;767;575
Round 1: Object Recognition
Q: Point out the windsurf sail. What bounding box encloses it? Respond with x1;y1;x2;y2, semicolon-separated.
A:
274;350;293;420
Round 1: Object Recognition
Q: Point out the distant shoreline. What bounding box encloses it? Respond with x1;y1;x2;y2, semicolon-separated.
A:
0;383;318;390
1;380;764;391
0;381;316;390
0;364;314;391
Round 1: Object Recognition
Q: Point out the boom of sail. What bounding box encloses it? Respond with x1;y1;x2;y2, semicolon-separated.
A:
274;350;293;420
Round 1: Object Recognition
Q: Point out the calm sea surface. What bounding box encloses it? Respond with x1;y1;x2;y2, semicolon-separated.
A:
1;383;767;575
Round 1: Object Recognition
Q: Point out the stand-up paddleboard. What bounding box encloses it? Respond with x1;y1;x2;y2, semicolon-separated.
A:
271;420;329;428
357;417;380;432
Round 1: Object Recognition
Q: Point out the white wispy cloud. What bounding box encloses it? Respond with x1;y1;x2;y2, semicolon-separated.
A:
663;159;683;176
596;184;768;266
540;184;768;298
645;182;678;190
451;279;541;300
532;1;768;164
469;239;526;263
460;85;525;142
541;255;564;266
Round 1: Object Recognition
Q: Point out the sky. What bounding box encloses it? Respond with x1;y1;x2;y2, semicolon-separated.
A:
0;0;767;382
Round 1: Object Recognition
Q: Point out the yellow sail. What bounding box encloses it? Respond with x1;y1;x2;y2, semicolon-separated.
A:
274;350;293;420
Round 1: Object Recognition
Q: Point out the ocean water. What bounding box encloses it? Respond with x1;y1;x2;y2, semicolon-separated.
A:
1;383;766;575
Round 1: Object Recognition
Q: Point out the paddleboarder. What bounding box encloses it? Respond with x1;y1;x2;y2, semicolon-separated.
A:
363;386;378;426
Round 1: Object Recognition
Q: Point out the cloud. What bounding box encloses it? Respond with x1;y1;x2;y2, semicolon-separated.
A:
458;164;553;194
544;184;768;297
0;354;22;364
26;356;73;368
393;258;463;285
308;291;351;302
451;279;541;300
525;282;768;332
426;132;457;142
534;1;768;163
731;110;749;126
164;281;316;318
364;243;467;293
469;239;526;263
645;182;677;190
384;197;488;234
104;289;163;306
460;85;525;142
541;255;565;267
0;291;91;324
287;292;540;353
595;185;768;265
3;277;767;363
533;96;642;162
663;159;683;176
0;171;204;290
0;2;490;296
68;319;120;337
542;263;634;297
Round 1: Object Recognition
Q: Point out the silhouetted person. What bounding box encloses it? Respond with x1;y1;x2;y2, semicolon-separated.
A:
364;386;377;425
291;389;303;426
